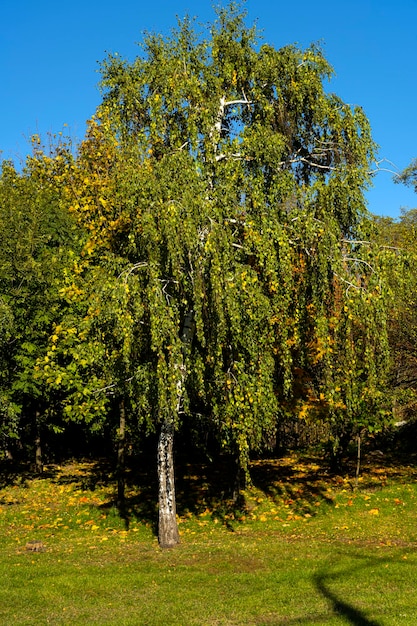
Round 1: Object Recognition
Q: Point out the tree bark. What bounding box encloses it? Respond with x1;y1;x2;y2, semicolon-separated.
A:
232;454;246;502
157;418;180;548
117;398;126;509
35;411;43;474
355;434;361;488
157;311;194;548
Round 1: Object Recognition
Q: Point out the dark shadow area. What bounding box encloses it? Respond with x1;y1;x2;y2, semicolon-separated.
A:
98;453;242;532
315;577;381;626
95;452;339;532
250;456;335;517
313;559;385;626
2;449;417;539
97;455;159;533
0;460;59;492
2;452;332;532
54;458;113;490
379;419;417;456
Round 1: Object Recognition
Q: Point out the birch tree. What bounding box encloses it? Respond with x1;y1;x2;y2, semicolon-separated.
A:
52;4;389;547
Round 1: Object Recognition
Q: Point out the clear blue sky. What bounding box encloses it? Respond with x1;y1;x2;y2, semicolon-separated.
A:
1;0;416;217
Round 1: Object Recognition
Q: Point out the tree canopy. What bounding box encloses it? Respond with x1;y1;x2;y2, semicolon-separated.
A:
0;4;397;548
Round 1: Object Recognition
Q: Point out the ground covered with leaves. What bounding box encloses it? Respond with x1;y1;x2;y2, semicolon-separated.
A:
1;454;417;625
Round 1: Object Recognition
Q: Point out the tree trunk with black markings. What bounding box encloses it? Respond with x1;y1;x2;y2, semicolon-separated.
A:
157;418;179;548
35;411;43;474
117;398;126;509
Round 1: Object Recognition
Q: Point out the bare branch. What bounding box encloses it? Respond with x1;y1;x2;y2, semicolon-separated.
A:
277;153;337;171
298;157;337;171
118;262;148;282
343;256;375;273
379;245;404;251
93;382;117;395
224;98;253;108
333;271;365;292
342;239;372;246
215;152;247;162
368;158;400;176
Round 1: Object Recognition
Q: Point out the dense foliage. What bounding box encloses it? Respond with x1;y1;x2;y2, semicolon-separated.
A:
0;4;414;545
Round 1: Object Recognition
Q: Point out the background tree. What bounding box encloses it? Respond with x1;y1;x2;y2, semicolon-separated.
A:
396;158;417;194
31;121;156;506
374;204;417;429
0;146;78;466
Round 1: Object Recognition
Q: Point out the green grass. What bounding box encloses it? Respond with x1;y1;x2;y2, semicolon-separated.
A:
1;455;417;624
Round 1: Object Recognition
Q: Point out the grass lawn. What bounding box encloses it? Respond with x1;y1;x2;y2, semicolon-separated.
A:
1;454;417;625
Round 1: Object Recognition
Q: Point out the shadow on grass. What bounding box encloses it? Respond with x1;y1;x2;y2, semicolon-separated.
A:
0;456;118;492
96;455;237;533
106;450;417;536
99;460;160;534
2;451;416;541
0;460;59;492
100;453;339;532
249;456;335;516
313;559;384;626
0;453;362;532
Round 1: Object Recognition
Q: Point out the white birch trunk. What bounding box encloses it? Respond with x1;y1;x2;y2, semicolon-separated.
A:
157;311;195;548
157;418;180;548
